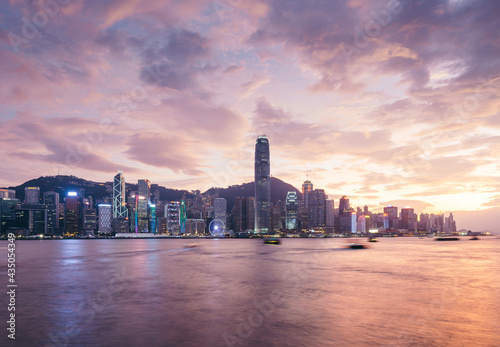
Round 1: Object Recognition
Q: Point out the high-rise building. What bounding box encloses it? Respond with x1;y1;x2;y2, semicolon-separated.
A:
98;204;112;233
214;198;227;226
64;192;80;235
254;135;270;233
83;207;97;233
338;196;352;233
165;201;181;235
137;179;151;232
285;191;298;230
24;187;40;204
44;192;60;234
302;179;313;208
0;189;16;199
271;203;282;232
401;207;416;231
384;205;398;229
326;199;335;228
148;204;156;233
113;171;128;219
232;197;255;232
0;198;19;234
308;189;326;228
185;219;205;235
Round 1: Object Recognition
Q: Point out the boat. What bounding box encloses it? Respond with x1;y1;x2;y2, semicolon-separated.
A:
184;243;200;248
470;236;480;240
368;238;378;242
435;237;460;241
263;237;281;245
346;243;367;249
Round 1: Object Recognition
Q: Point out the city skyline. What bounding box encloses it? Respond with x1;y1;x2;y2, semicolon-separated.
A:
1;0;500;220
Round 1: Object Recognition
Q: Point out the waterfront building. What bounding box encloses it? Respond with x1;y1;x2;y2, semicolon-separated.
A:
254;135;270;233
25;187;40;204
113;171;128;218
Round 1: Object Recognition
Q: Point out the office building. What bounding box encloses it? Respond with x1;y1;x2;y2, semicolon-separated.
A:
214;198;227;226
65;192;80;234
137;179;150;232
113;171;128;219
254;135;270;233
44;191;60;234
0;189;16;199
302;179;313;208
98;204;112;233
25;187;40;204
285;191;298;230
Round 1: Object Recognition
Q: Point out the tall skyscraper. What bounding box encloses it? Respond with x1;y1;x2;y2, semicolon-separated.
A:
308;189;326;228
254;135;270;233
302;179;313;208
214;198;227;226
326;199;335;228
384;205;398;229
113;171;128;218
98;204;112;234
401;207;416;231
137;179;151;232
64;192;79;235
44;191;60;234
165;201;181;235
285;191;298;230
25;187;40;204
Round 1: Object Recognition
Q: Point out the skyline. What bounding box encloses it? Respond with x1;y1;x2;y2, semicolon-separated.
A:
1;0;500;218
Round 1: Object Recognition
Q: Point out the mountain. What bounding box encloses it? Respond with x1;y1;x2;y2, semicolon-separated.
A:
1;175;301;212
204;177;302;211
2;175;192;204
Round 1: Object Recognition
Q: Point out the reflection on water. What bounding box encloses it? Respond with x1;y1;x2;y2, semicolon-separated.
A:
1;238;499;346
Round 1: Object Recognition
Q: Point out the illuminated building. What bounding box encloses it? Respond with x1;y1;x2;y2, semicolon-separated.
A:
137;179;150;232
83;206;97;234
113;171;128;219
185;219;205;235
0;198;19;234
98;204;112;233
384;205;398;229
302;179;313;208
351;211;357;234
25;187;40;204
64;192;79;234
150;204;156;233
285;191;298;230
254;135;270;233
165;201;180;235
0;189;16;199
214;198;227;226
44;191;60;234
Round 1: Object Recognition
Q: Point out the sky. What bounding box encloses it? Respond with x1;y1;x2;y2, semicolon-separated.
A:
1;0;500;224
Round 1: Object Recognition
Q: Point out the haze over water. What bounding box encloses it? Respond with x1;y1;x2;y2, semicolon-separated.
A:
1;238;499;346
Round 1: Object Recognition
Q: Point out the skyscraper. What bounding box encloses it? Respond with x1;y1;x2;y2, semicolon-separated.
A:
0;189;16;199
98;204;112;234
285;191;298;230
44;191;60;234
214;198;227;226
25;187;40;204
113;171;128;218
302;179;313;208
137;179;151;232
254;135;270;233
308;189;326;228
65;192;79;235
326;199;335;228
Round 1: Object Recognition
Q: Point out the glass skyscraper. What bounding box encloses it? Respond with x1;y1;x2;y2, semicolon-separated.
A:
254;135;270;233
113;171;128;219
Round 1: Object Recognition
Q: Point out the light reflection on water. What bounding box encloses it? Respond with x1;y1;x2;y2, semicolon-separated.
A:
1;237;499;346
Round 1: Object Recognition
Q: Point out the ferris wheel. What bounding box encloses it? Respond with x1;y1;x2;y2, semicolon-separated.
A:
209;219;225;237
